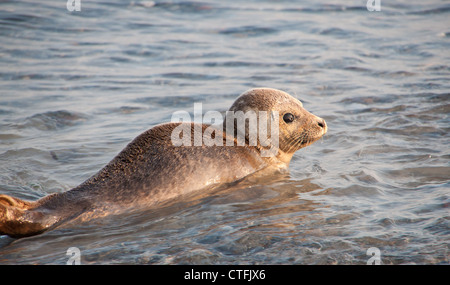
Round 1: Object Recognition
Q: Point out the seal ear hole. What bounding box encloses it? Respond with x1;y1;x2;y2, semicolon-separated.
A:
283;113;295;123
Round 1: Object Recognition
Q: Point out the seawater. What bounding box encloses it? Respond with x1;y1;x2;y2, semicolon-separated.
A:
0;0;448;264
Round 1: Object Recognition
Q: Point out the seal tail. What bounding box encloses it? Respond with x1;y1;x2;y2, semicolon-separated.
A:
0;194;52;238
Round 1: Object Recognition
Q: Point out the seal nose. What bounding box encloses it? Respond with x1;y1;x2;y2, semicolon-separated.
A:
317;118;327;133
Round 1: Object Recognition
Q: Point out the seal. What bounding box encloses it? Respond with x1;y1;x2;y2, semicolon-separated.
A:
0;88;327;237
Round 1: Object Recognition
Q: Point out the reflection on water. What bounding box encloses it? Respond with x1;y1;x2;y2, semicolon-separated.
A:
0;0;449;264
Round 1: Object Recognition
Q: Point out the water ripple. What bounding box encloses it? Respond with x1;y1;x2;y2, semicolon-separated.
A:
0;0;448;265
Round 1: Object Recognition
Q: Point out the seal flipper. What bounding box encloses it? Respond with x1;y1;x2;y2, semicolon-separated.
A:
0;195;49;237
0;195;33;210
0;194;68;238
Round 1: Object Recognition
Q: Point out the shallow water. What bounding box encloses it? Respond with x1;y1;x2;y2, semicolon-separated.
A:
0;0;449;264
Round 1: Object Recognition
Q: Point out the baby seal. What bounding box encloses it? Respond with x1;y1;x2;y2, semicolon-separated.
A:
0;88;327;237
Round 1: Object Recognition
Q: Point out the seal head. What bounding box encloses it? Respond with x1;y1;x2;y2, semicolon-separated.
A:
225;88;327;165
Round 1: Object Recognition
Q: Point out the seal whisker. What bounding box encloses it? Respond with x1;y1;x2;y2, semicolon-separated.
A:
285;135;301;153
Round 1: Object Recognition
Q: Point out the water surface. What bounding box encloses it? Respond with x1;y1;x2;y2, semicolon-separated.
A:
0;0;449;264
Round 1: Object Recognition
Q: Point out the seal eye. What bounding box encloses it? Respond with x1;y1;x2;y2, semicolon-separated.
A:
283;113;295;123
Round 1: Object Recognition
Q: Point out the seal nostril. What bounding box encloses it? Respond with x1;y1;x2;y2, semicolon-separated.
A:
318;121;324;128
